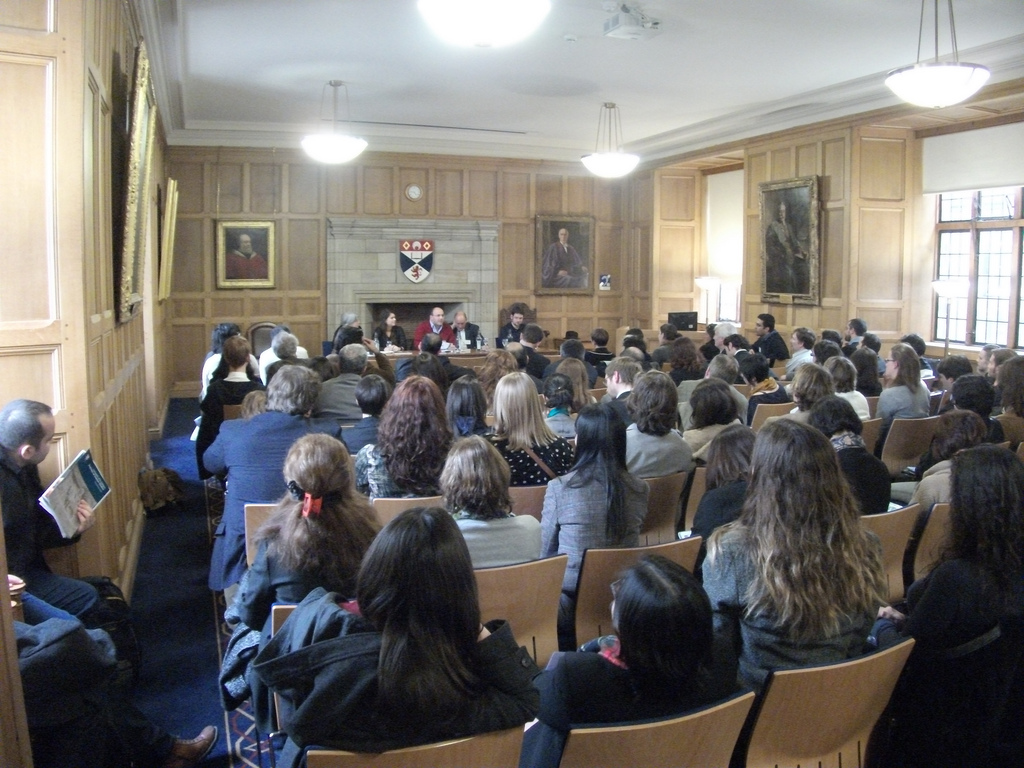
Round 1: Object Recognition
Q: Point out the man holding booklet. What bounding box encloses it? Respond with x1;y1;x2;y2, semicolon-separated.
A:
0;399;99;618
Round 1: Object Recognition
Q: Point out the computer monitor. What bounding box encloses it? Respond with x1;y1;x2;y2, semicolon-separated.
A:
667;311;699;331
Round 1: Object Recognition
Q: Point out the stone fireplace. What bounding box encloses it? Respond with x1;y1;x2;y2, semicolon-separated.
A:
327;218;499;345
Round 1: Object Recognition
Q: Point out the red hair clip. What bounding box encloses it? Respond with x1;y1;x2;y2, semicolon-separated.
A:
302;493;322;517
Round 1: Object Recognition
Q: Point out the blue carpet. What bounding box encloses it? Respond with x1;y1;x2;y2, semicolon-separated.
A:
132;398;232;766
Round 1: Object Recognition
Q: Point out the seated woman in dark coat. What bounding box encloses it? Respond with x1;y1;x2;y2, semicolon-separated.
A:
668;336;705;385
520;555;727;768
808;396;891;515
691;423;755;571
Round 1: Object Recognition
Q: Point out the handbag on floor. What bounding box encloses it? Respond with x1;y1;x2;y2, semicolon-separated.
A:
80;576;141;691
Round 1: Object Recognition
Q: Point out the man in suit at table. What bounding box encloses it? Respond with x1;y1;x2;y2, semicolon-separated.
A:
451;311;481;351
412;306;456;350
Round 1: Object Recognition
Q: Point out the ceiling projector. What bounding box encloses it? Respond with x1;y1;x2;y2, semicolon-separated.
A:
602;7;661;40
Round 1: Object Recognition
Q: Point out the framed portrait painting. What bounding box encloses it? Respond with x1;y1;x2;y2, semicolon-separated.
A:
536;215;594;295
216;221;275;289
759;176;820;306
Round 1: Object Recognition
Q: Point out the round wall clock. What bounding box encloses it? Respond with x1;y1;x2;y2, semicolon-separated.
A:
405;183;423;201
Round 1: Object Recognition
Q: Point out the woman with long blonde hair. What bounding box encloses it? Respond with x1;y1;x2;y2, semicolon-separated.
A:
702;419;886;690
489;372;574;486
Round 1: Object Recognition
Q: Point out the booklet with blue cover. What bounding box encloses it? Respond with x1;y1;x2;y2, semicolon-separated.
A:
39;449;111;538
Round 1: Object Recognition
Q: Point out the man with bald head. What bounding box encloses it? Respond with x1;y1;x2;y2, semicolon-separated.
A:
413;306;456;349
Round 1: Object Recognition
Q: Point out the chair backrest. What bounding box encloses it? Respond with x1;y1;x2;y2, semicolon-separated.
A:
588;387;607;401
640;472;687;545
996;413;1024;451
508;484;547;522
305;727;525;768
928;389;943;415
247;321;277;357
475;554;567;668
372;496;444;527
860;417;883;454
733;383;752;398
865;396;879;418
223;403;243;421
750;402;794;432
244;503;276;566
860;503;921;603
880;416;940;478
574;537;702;645
560;691;757;768
913;502;951;583
742;639;916;768
681;466;707;532
271;603;296;634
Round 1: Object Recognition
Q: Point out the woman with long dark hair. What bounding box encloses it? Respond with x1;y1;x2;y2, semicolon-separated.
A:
252;507;540;759
355;376;453;499
541;403;649;648
521;555;721;768
851;346;883;398
702;419;886;690
446;376;491;437
691;423;755;568
668;336;705;385
372;308;407;352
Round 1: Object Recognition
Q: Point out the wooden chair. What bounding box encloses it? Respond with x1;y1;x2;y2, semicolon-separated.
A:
996;413;1024;450
741;639;916;768
305;727;524;768
244;503;276;566
559;690;757;768
574;537;702;645
879;416;940;478
912;502;950;583
247;321;277;357
222;403;243;420
860;417;883;454
865;396;879;418
588;387;607;401
681;466;707;532
733;383;752;398
475;554;567;667
750;401;794;432
860;503;921;603
372;496;444;527
508;484;547;522
640;472;687;545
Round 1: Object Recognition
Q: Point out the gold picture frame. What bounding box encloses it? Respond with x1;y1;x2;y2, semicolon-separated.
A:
535;215;594;295
157;178;178;302
216;221;276;289
759;176;820;306
117;41;157;323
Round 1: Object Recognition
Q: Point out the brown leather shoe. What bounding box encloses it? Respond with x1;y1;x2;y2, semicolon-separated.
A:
161;725;217;768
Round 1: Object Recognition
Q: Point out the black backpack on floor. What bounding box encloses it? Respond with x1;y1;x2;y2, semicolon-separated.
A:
80;576;141;691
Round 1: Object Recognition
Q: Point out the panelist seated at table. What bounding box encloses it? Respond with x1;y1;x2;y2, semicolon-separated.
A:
451;311;482;350
412;306;456;350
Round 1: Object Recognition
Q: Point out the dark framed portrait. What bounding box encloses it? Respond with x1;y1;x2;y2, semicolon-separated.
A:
216;221;275;289
759;176;820;306
536;215;594;295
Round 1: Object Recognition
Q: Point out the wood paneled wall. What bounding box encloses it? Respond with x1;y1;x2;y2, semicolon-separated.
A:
652;169;701;324
165;149;634;392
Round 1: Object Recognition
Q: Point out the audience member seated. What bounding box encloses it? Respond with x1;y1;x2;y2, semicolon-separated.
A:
305;355;337;383
998;355;1024;417
841;317;867;357
622;333;654;370
861;332;885;375
201;322;258;401
820;328;844;346
901;333;937;376
519;324;551;380
740;353;790;426
341;374;391;457
584;327;616;377
683;379;742;461
977;343;1002;381
764;362;834;429
396;332;472;387
441;436;541;568
488;372;574;486
677;354;747;431
878;343;931;444
316;343;369;422
871;444;1024;767
413;306;457;350
851;345;883;397
240;389;267;419
477;349;518;412
691;424;755;570
252;507;540;761
604;356;642;426
557;357;596;413
259;324;309;384
751;313;790;366
650;323;679;367
702;420;887;691
355;376;452;500
785;326;815;380
722;333;750;367
541;404;649;649
17;611;217;768
521;555;726;768
446;376;491;438
934;354;973;408
330;312;361;354
197;335;265;480
667;336;705;386
499;302;529;346
543;338;599;386
543;374;577;439
808;396;891;516
204;366;339;593
371;307;407;352
625;370;694;478
506;343;544;393
894;410;987;510
811;338;842;366
699;323;720;363
824;355;870;420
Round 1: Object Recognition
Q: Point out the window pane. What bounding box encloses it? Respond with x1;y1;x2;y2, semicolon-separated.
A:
939;191;973;222
935;232;971;342
978;187;1016;219
975;230;1013;345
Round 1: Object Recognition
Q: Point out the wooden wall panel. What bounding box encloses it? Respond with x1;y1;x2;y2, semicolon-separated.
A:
857;208;904;300
500;222;533;290
326;166;357;214
172;161;205;213
0;347;58;406
363;167;393;214
595;179;623;222
502;172;529;219
173;219;205;293
211;297;245;316
436;169;463;217
823;138;846;202
173;325;207;383
251;163;281;213
822;208;845;298
399;168;429;216
172;298;204;318
288;219;322;290
771;148;793;180
250;297;283;317
0;0;51;31
215;163;243;213
796;143;818;177
468;170;497;218
536;174;562;214
567;176;593;215
860;137;906;201
657;226;695;293
289;297;322;316
289;164;321;213
660;176;696;221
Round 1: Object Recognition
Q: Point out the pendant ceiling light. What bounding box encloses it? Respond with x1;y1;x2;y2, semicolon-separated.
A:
301;80;368;164
581;102;640;178
418;0;551;48
885;0;990;108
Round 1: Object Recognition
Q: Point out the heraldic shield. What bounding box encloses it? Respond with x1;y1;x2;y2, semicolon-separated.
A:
400;239;433;283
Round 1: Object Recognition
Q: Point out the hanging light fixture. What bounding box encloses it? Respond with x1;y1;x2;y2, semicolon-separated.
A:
418;0;551;48
885;0;990;108
301;80;368;164
581;102;640;178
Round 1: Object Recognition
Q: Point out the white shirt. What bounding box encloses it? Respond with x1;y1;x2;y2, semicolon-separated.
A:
258;345;309;384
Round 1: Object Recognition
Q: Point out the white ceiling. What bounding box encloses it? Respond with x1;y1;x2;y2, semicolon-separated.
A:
138;0;1024;165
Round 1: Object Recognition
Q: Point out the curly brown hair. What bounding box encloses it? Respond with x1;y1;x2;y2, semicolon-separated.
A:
627;370;678;436
669;337;703;374
378;376;453;496
477;349;518;409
